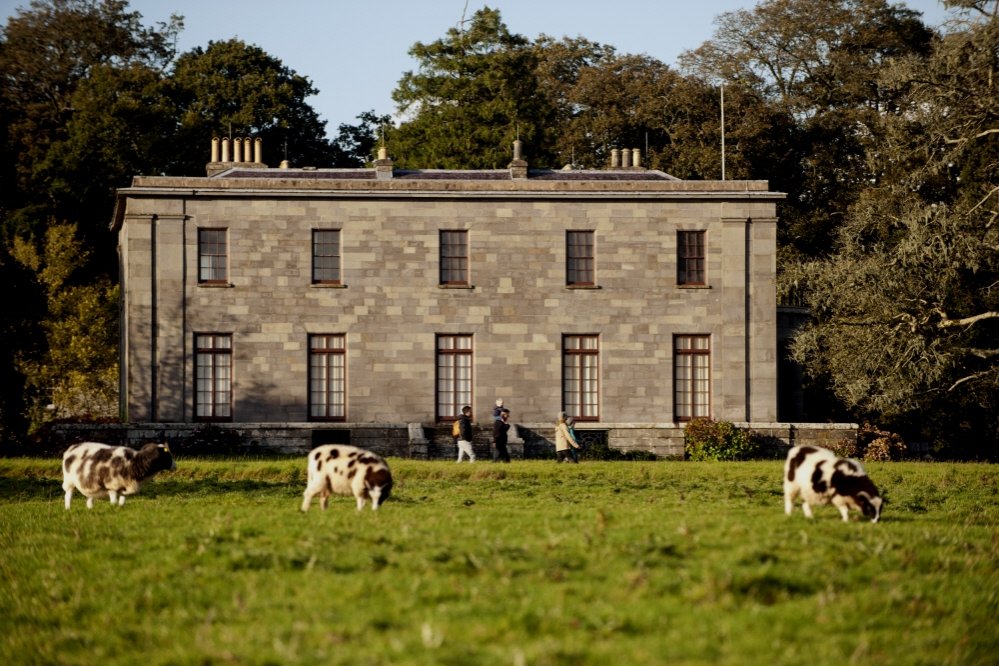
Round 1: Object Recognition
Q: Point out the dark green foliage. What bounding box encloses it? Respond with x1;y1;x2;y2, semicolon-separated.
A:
175;424;248;456
684;419;768;461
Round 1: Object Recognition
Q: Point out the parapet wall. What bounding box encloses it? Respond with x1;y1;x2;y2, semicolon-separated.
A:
46;422;858;460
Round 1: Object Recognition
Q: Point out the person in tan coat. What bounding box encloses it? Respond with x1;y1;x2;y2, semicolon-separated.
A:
554;411;580;463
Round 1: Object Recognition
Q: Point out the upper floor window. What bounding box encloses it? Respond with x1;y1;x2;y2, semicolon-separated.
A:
677;230;705;286
674;334;710;421
312;229;342;284
566;231;595;286
194;333;232;421
563;334;599;421
436;334;472;420
198;228;228;284
439;230;469;286
309;334;346;421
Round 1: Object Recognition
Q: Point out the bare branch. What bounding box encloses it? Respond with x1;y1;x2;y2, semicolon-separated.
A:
936;310;999;329
944;128;999;145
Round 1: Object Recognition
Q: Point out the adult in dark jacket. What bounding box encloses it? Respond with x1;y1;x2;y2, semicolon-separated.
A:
492;408;511;463
456;405;475;462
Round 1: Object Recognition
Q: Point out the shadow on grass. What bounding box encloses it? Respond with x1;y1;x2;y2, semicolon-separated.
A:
0;477;301;503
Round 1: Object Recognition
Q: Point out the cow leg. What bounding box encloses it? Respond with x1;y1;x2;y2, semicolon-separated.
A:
63;488;74;510
783;483;797;516
108;490;118;506
320;493;329;510
834;499;850;522
86;496;95;509
801;502;814;519
302;479;325;512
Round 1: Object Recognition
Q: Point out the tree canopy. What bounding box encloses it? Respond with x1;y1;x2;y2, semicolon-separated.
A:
787;0;999;455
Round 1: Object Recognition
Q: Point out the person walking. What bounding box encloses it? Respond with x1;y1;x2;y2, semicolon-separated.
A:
554;411;580;463
456;405;476;462
493;408;511;463
565;416;581;463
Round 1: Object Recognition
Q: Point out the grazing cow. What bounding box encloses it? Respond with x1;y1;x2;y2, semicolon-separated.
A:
62;442;176;510
301;445;393;512
783;445;882;523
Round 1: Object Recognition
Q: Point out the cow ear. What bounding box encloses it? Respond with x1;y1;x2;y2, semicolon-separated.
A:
161;444;171;453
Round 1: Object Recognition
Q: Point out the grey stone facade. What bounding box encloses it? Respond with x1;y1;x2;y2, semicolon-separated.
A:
112;148;788;453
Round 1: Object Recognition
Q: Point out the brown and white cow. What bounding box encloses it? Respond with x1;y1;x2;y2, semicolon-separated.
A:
783;445;882;523
301;445;393;512
62;442;176;510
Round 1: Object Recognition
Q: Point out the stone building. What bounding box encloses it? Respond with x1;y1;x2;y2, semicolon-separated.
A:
109;139;831;457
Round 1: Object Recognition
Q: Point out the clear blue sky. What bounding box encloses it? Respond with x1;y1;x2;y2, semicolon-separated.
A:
2;0;953;131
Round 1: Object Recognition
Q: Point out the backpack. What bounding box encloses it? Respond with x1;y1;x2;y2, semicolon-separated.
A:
452;419;461;437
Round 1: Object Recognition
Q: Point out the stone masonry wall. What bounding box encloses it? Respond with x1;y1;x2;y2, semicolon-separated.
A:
48;422;857;460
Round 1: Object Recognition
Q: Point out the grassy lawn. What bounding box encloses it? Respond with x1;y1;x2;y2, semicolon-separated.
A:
0;458;996;665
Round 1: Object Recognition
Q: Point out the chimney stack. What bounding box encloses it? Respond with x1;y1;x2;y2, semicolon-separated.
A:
207;135;268;176
508;139;528;179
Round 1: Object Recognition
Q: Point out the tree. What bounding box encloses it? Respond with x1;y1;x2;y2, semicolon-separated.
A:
679;0;936;256
11;224;119;430
166;38;335;174
386;7;556;169
0;0;180;241
330;110;392;167
788;1;999;456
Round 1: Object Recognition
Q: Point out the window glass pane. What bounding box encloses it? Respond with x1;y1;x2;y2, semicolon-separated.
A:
674;335;710;420
567;231;594;285
436;334;472;419
194;334;232;420
563;334;599;420
678;231;705;285
198;229;228;282
313;230;341;283
440;231;469;285
309;334;346;420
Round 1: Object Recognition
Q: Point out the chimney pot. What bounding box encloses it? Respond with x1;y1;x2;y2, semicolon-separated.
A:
211;137;220;162
632;148;641;168
621;149;631;168
611;148;620;168
254;137;263;164
221;137;230;162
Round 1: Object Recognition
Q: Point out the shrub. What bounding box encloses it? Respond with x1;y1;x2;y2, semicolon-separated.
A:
858;423;907;462
828;437;860;459
684;419;764;461
175;424;247;456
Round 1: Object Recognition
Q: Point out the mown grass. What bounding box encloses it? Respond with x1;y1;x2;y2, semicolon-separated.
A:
0;457;996;665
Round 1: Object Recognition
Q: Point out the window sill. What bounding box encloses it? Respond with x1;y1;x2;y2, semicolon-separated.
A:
197;282;234;288
677;284;712;289
566;285;602;290
311;283;348;288
438;284;475;290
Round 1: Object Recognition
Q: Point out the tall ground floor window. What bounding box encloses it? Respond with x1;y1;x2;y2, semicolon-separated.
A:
674;335;710;420
309;334;346;420
436;334;472;421
195;333;232;421
563;334;599;420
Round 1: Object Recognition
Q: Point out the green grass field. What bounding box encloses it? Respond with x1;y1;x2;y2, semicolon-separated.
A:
1;458;996;665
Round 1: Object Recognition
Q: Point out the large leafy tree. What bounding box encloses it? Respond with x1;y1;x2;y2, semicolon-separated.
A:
329;110;393;167
0;0;180;245
788;0;999;456
166;38;335;174
0;2;336;442
387;7;556;169
680;0;936;257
